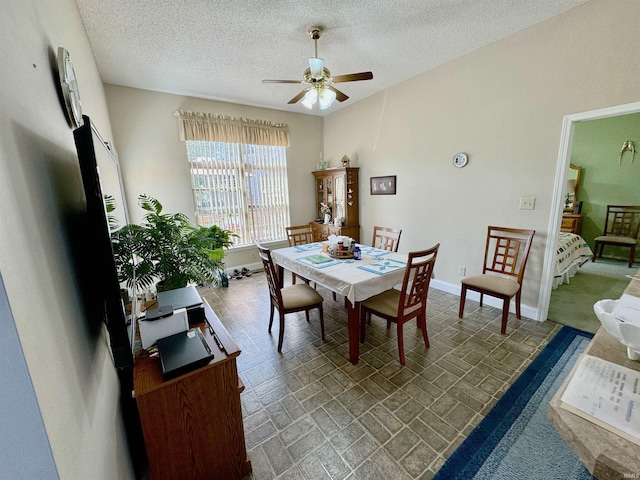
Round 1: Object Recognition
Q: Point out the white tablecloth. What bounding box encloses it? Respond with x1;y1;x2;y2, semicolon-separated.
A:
271;244;408;305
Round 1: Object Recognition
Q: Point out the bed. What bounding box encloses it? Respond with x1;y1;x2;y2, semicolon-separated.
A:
553;232;594;288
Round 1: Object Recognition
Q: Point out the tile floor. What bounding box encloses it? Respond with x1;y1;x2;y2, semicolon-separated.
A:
198;271;561;480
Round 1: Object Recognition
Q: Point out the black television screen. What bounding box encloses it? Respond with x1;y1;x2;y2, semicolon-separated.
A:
73;115;147;474
73;115;132;370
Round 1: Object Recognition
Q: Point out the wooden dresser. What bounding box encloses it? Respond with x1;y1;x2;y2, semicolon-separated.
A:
134;299;251;480
560;214;583;234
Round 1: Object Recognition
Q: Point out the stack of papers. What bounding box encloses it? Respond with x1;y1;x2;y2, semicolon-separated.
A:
560;354;640;445
612;294;640;327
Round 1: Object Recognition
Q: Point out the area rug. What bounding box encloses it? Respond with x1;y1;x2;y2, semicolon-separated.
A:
433;326;595;480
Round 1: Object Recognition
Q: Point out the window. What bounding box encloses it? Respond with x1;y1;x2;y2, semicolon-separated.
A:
186;140;290;247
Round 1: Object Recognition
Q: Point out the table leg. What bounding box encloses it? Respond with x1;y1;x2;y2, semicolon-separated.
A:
347;299;360;365
277;265;284;288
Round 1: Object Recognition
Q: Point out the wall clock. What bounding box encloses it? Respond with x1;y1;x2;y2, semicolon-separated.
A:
452;152;468;168
57;47;84;129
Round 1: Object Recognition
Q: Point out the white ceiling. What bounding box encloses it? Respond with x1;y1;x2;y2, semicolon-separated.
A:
75;0;590;116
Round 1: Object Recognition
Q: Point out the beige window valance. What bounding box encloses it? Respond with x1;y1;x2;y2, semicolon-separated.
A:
173;110;290;147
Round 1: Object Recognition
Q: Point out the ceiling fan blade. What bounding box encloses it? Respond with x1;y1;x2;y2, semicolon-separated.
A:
331;72;373;83
287;90;308;104
326;85;349;102
262;79;302;84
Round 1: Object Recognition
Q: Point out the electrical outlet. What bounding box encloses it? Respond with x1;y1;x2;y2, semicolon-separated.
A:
519;197;536;210
458;266;466;276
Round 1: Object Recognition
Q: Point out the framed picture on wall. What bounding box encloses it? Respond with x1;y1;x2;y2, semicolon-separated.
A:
370;176;396;195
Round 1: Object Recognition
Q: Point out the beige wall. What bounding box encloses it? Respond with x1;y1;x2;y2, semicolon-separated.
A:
0;0;134;478
323;0;640;318
104;85;323;267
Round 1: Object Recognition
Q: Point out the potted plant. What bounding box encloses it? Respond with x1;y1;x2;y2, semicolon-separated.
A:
111;194;237;293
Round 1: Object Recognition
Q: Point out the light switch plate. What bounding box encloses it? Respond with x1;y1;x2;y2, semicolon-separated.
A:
519;197;536;210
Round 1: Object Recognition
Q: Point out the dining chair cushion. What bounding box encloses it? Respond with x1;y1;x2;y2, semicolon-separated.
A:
281;284;324;310
362;289;422;318
461;274;520;297
593;235;636;246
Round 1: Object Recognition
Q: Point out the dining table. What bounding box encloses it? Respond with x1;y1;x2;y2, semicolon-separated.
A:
271;242;408;364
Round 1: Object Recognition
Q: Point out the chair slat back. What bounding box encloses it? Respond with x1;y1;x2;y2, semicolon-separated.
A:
482;227;535;283
372;226;402;252
256;242;283;309
604;205;640;238
286;225;313;247
399;244;439;318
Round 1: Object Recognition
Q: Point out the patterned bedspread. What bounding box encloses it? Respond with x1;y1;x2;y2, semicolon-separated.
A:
555;232;593;277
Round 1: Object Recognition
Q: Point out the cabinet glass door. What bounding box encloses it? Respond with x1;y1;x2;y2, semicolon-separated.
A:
334;175;345;222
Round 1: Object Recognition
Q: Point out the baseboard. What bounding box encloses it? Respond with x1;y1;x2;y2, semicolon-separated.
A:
222;266;539;321
431;279;539;321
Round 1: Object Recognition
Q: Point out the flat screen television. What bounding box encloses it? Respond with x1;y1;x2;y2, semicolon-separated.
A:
73;114;132;370
73;115;146;472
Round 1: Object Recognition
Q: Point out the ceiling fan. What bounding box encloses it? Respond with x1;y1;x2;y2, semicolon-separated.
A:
262;26;373;110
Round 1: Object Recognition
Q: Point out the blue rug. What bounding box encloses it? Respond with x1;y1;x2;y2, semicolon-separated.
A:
434;326;595;480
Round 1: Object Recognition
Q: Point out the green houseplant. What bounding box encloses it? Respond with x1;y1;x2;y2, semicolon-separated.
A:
111;194;237;292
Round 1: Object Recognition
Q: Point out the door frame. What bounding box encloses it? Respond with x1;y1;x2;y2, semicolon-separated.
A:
538;101;640;321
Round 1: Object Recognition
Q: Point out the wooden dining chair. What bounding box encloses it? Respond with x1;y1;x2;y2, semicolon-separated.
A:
359;243;439;365
372;226;402;252
285;225;315;285
591;205;640;268
458;226;535;334
256;242;325;353
364;225;403;322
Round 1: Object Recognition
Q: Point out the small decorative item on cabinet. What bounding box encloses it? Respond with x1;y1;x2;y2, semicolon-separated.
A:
320;202;331;224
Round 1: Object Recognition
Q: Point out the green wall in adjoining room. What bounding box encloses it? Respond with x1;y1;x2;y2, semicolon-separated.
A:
571;112;640;260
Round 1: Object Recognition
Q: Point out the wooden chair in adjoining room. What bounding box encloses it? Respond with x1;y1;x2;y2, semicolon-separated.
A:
372;225;402;252
360;243;439;366
458;226;535;335
591;205;640;268
256;242;325;353
285;224;315;285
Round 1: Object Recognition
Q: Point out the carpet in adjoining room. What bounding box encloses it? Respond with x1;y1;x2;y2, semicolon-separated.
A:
433;326;595;480
548;259;632;333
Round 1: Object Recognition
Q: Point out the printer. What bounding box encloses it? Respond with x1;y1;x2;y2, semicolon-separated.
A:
157;285;205;324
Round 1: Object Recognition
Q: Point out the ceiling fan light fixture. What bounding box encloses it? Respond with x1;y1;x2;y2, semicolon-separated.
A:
301;88;318;109
309;57;324;79
319;87;336;110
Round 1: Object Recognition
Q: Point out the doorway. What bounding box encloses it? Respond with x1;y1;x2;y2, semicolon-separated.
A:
539;101;640;323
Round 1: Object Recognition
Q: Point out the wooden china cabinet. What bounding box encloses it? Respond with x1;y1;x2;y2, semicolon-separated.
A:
310;167;360;242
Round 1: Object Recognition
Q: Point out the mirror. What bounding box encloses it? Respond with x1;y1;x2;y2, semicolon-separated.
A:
563;163;582;213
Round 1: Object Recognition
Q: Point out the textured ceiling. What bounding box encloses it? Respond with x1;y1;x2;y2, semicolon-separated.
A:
75;0;589;116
